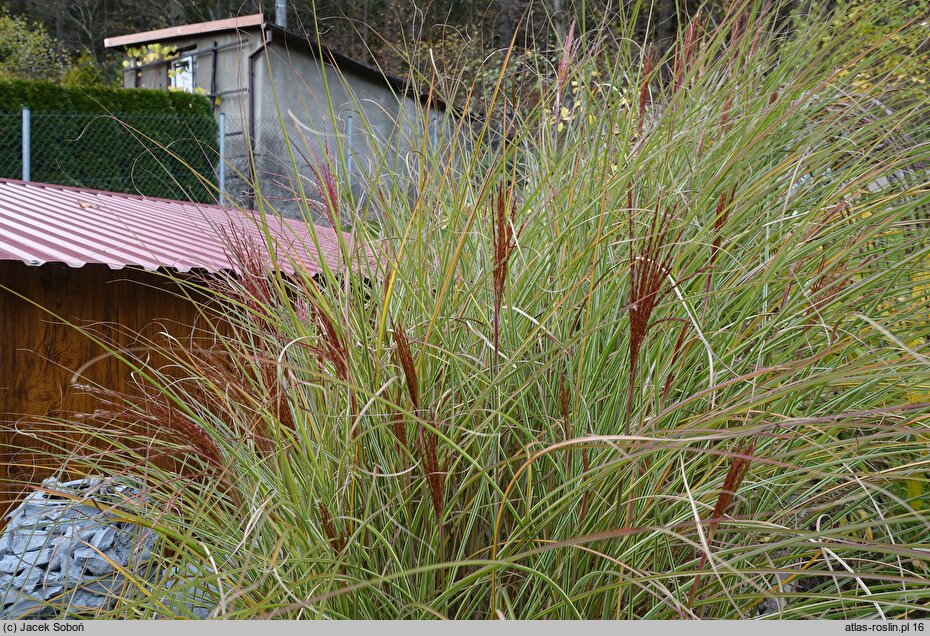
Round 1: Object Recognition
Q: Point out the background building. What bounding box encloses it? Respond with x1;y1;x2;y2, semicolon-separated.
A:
105;12;447;223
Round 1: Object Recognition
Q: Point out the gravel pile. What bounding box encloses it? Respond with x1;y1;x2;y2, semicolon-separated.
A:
0;477;155;619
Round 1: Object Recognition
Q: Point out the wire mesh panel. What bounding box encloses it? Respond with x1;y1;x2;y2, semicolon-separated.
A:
0;112;218;203
220;116;353;222
213;116;323;217
1;106;464;219
0;114;23;182
215;115;251;210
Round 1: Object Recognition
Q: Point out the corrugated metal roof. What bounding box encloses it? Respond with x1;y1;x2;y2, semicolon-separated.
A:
0;179;344;276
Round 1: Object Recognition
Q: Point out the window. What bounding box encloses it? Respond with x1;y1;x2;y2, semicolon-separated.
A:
170;56;194;92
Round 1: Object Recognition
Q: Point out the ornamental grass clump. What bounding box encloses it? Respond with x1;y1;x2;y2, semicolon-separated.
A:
25;0;930;619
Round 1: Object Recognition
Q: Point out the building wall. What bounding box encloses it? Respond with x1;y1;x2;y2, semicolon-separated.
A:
0;262;214;517
118;26;450;223
253;36;424;220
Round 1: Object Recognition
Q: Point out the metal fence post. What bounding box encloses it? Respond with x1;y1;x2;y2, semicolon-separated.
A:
346;114;353;194
218;112;226;206
22;107;30;182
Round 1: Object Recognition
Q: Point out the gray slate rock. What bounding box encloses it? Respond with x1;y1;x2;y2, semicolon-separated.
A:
0;477;156;619
0;476;217;619
0;550;50;574
8;532;52;554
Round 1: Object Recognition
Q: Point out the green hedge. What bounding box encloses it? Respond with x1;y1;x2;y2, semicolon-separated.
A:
0;80;218;202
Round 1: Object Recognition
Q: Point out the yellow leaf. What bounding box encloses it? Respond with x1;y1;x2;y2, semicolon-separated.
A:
855;509;874;541
907;479;924;511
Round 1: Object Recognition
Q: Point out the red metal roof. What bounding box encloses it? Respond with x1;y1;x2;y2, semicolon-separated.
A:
0;179;344;276
104;14;265;49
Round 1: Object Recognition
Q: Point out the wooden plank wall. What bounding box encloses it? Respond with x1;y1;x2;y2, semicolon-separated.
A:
0;262;216;517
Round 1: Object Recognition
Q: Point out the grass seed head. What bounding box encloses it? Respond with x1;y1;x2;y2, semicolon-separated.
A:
318;502;347;553
308;145;340;227
392;322;420;411
417;417;446;526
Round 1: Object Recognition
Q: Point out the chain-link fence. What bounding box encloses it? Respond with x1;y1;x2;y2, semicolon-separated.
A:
0;110;218;203
0;109;363;216
218;114;373;221
0;107;454;217
224;114;448;222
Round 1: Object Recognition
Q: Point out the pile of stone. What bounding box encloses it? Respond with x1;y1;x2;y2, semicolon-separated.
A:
0;477;155;619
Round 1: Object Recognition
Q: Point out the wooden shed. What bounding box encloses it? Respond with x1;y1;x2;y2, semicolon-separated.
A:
0;178;342;514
